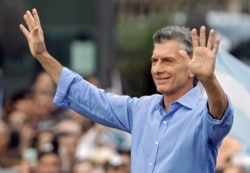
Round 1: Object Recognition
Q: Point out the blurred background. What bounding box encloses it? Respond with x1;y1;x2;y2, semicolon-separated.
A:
0;0;249;97
0;0;250;173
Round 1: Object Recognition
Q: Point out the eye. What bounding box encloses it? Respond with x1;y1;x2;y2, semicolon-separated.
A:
163;58;172;62
151;58;157;63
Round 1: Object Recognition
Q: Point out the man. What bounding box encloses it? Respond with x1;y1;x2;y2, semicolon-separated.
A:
20;9;234;173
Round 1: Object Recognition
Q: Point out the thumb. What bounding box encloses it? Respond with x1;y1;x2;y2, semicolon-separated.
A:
179;50;195;78
178;50;190;63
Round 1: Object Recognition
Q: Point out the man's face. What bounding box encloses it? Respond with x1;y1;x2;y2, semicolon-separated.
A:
151;40;193;97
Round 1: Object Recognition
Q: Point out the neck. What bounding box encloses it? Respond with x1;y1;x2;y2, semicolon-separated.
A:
163;84;194;112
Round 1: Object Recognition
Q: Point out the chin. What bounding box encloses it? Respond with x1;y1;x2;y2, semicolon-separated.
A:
156;87;168;94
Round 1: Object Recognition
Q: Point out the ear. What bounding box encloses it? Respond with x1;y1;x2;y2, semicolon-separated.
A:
188;71;195;78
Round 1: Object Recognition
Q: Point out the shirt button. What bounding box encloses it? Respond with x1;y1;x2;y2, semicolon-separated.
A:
155;141;159;145
163;121;167;124
149;162;153;166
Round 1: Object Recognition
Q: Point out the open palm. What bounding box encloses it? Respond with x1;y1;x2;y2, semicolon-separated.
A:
19;9;46;58
188;26;220;82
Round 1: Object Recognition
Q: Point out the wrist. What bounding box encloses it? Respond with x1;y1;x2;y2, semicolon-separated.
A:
35;49;50;61
198;73;216;84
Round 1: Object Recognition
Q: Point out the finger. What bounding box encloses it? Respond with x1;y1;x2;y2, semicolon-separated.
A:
26;10;35;29
212;38;220;55
207;29;215;50
23;13;32;31
191;28;199;48
199;26;206;47
32;8;42;28
19;24;30;39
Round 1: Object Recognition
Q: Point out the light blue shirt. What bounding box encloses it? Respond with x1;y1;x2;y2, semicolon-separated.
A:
53;67;234;173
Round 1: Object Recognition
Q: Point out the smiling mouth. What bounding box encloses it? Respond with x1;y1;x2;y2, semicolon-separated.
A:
155;77;170;84
155;76;170;80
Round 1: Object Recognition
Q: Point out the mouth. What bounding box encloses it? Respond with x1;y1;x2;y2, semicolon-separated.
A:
154;77;170;84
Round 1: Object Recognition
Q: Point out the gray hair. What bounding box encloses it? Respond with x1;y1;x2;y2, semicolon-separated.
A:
152;25;198;86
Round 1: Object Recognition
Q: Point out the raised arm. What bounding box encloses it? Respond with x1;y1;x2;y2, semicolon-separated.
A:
191;26;227;119
180;26;227;119
19;8;62;84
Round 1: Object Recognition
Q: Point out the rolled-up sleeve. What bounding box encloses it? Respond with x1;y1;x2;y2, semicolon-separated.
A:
206;97;234;144
53;67;82;109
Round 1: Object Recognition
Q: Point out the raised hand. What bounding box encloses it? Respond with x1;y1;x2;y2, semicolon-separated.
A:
19;8;62;84
188;26;220;82
19;8;47;58
179;26;227;118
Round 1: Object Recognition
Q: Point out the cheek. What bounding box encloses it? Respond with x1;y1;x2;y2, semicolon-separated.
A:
174;63;189;74
165;65;178;75
170;65;190;82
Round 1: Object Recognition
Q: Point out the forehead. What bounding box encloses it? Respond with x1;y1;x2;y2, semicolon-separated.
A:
152;40;180;57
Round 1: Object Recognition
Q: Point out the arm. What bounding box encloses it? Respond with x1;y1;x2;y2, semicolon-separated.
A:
199;73;228;120
180;26;227;119
191;26;227;119
19;8;62;84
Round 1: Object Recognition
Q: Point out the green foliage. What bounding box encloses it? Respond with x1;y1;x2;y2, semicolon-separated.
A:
117;13;171;96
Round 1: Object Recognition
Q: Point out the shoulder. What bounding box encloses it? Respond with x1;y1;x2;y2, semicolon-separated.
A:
128;94;163;109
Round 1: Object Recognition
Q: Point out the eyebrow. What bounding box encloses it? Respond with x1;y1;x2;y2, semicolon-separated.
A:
151;56;174;60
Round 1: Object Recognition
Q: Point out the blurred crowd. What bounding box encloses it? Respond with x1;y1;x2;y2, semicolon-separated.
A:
0;71;249;173
0;72;131;173
216;135;250;173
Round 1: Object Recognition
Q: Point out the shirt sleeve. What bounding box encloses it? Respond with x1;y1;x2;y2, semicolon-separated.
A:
205;96;234;145
53;67;133;132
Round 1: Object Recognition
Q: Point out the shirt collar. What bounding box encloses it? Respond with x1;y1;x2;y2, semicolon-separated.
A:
156;85;203;110
176;85;203;109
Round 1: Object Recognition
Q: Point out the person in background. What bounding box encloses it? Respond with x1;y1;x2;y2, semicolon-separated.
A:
71;159;106;173
54;119;81;173
35;142;62;173
222;164;246;173
216;136;242;172
0;121;21;169
3;88;34;121
20;8;234;173
31;72;57;119
30;71;67;131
